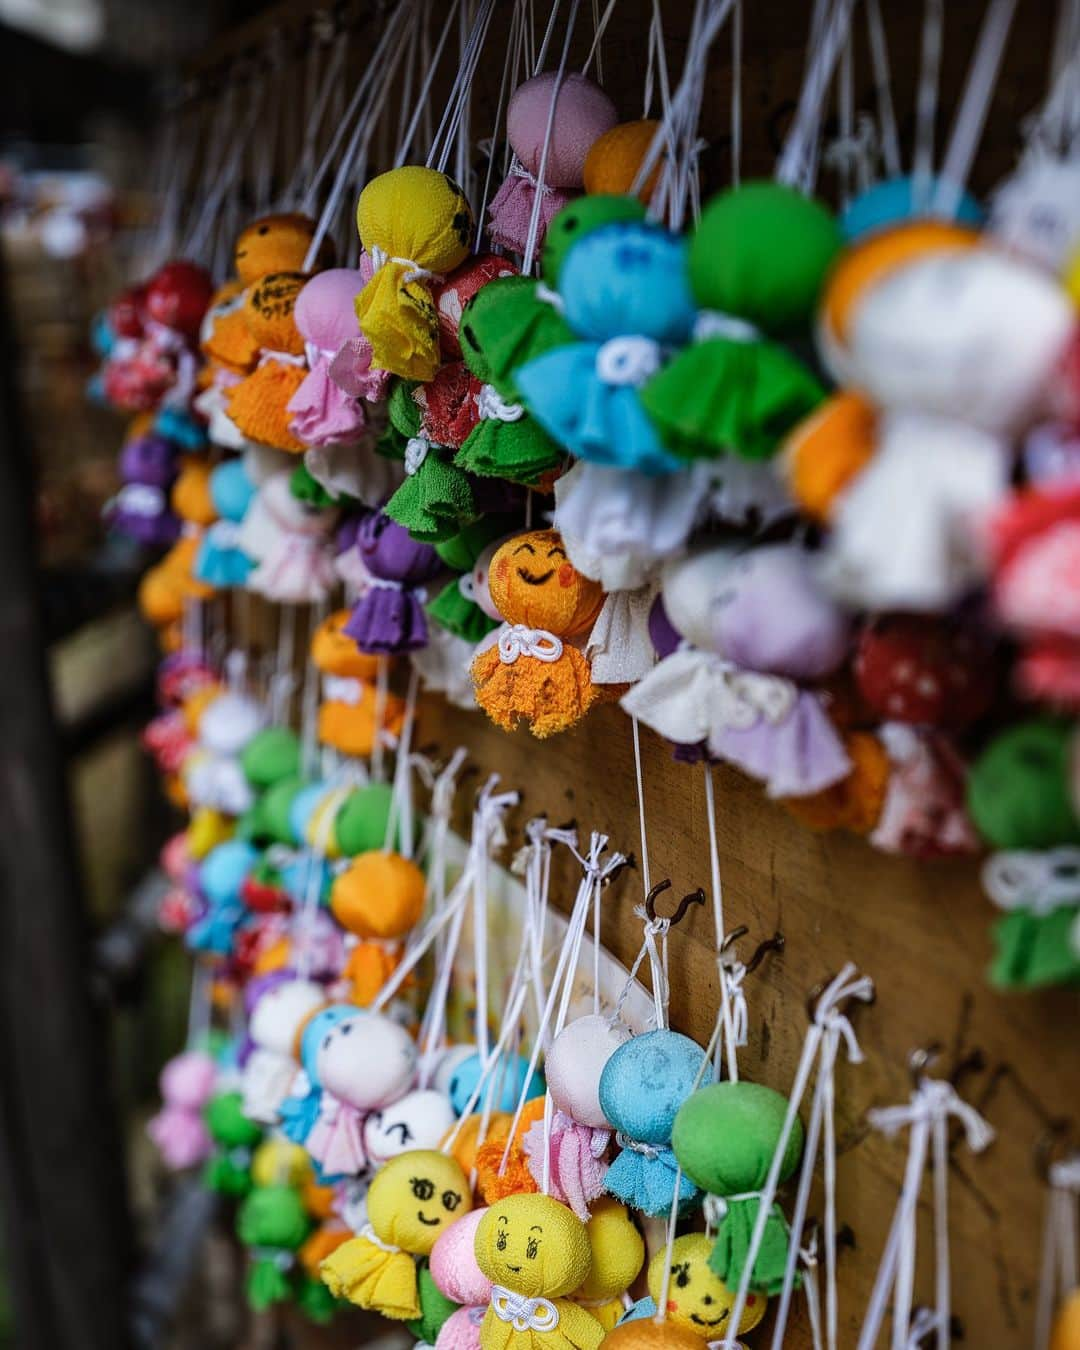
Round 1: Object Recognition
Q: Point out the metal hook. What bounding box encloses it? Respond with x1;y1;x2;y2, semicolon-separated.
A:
908;1042;943;1088
720;924;786;974
1035;1117;1078;1181
644;879;706;926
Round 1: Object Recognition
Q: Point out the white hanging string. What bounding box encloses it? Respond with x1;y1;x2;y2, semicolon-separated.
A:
1035;1152;1080;1349
760;967;876;1350
776;0;858;192
474;0;526;246
285;26;349;207
300;598;330;782
581;0;620;76
865;0;902;178
933;0;1019;219
521;0;585;274
912;0;945;209
704;766;741;1083
856;1075;995;1350
631;717;653;899
184;71;267;264
395;0;466;167
731;0;743;185
381;668;421;858
428;0;500;174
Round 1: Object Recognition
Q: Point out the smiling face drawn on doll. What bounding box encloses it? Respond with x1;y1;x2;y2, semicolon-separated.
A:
512;537;566;587
475;1193;591;1300
646;1233;766;1339
366;1149;472;1255
314;1010;417;1109
363;1088;456;1165
489;530;604;636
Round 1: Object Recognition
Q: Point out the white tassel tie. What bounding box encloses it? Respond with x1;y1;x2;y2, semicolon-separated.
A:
477;382;525;422
595;334;662;387
490;1286;560;1333
498;625;564;665
404;436;430;475
369;244;442;286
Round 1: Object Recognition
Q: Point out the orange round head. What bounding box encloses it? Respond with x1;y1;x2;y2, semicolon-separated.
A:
242;272;308;354
330;851;426;939
171;458;217;526
601;1320;703;1350
234;213;328;286
138;563;184;628
584;120;662;201
781;391;877;523
311;610;384;678
489;530;604;636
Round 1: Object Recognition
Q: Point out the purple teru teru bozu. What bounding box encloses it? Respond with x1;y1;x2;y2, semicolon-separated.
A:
343;509;443;653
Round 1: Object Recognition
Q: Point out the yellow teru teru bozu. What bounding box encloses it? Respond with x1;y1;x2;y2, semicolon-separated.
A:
474;1193;606;1350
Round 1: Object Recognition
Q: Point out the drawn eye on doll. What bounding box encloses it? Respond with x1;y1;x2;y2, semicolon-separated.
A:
442;1189;462;1211
410;1177;435;1201
388;1121;412;1145
513;543;536;556
674;1263;691;1288
496;1226;508;1251
525;1225;543;1259
546;545;566;560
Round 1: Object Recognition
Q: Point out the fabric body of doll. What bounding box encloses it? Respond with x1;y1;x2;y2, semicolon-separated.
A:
243;472;341;604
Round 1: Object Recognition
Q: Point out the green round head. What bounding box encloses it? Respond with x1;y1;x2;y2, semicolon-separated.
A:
237;1184;311;1250
672;1081;803;1194
458;274;574;394
434;515;516;572
542;194;648;287
333;781;396;856
242;727;302;791
289;462;338;507
689;181;842;333
205;1091;264;1149
968;720;1080;850
258;777;305;846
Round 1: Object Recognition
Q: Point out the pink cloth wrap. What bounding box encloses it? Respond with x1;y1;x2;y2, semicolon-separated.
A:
147;1105;212;1170
523;1109;609;1221
436;1305;487;1350
288;352;368;447
306;1094;369;1176
324;252;391;403
486;172;572;254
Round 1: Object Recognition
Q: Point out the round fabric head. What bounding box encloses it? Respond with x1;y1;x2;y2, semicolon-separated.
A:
853;614;997;728
200;690;265;755
144;261;214;342
602;1320;704;1350
546;1014;633;1127
847;248;1075;433
840;174;983;242
430;1206;493;1303
489;530;605;635
310;609;383;678
990;156;1080;274
506;73;617;185
671;1081;803;1195
448;1050;545;1116
333;782;396;856
577;1198;644;1301
234;213;323;287
646;1232;766;1338
241;726;301;789
432;1043;477;1096
433;253;519;357
559;223;696;345
584;121;662;201
297;1003;355;1081
160;1049;216;1108
709;544;851;678
314;1009;417;1108
209;458;256;524
294;267;364;351
199;838;257;905
356;165;474;275
366;1148;471;1253
599;1030;713;1144
967;720;1080;849
357;509;442;584
659;548;740;653
237;1183;311;1249
120;433;176;487
542;195;649;286
250;1139;312;1190
249;977;325;1056
242;272;308;354
689;182;841;332
470;538;508;621
172;458;217;527
330;851;425;939
475;1193;592;1298
364;1088;457;1164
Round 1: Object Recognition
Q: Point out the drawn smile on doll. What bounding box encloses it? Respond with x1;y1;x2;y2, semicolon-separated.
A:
517;567;555;586
417;1211;441;1226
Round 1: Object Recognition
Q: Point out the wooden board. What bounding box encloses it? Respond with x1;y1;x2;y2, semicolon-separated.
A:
417;694;1078;1349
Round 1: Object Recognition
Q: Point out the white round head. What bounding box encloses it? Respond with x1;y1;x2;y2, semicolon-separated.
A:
431;1043;476;1097
249;980;325;1056
546;1014;632;1127
363;1088;457;1164
315;1010;417;1109
660;547;740;652
990;155;1080;274
848;248;1075;434
199;691;265;755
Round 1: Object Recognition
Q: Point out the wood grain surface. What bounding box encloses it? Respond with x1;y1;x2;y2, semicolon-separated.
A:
415;695;1079;1350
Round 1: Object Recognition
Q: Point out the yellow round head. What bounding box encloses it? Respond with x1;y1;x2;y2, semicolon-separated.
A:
251;1138;312;1189
356;166;474;275
475;1193;592;1299
366;1149;471;1255
576;1198;644;1301
647;1234;766;1339
235;212;327;286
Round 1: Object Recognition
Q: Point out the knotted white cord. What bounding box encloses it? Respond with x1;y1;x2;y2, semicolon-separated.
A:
982;847;1080;916
856;1078;994;1350
490;1287;560;1332
1035;1153;1080;1348
498;625;564;664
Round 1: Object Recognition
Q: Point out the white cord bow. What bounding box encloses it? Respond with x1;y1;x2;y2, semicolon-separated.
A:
490;1287;560;1332
982;847;1080;916
369;243;442;286
498;625;564;665
404;436;430;475
857;1077;994;1350
477;382;525;422
595;334;663;387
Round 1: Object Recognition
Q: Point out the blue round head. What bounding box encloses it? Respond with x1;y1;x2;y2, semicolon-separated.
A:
298;1004;355;1081
280;852;333;907
559;223;696;345
840;174;984;241
598;1029;713;1144
199;839;258;906
448;1051;545;1116
210;458;256;523
288;782;329;846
